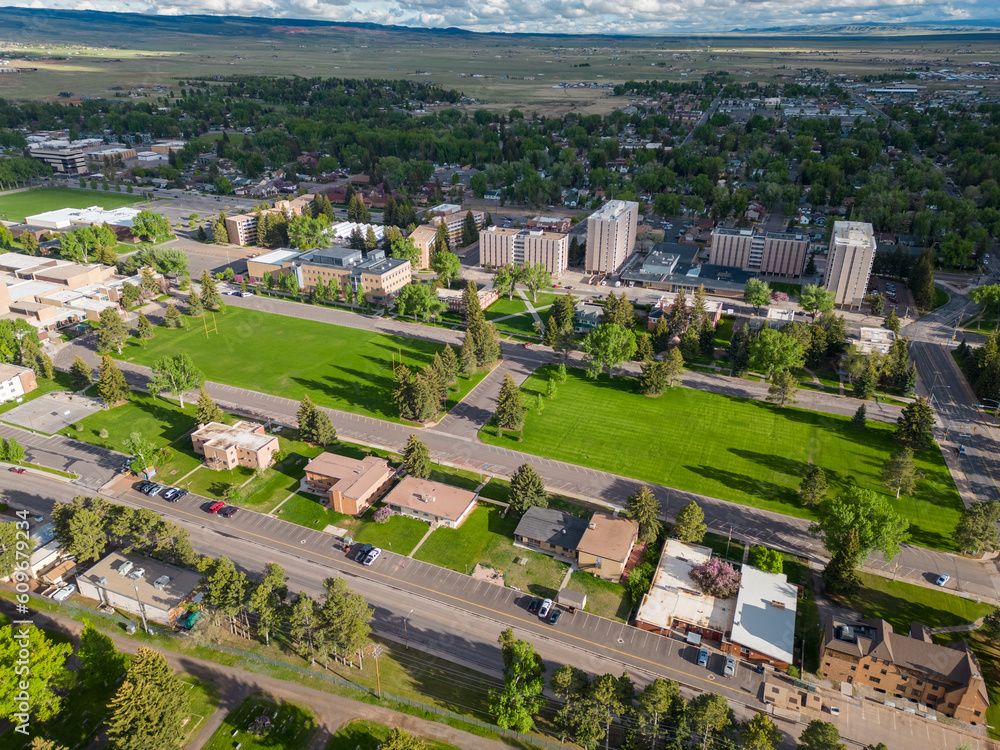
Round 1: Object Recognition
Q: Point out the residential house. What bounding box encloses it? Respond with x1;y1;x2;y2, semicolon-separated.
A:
513;507;588;561
381;476;478;528
576;514;639;581
303;452;396;516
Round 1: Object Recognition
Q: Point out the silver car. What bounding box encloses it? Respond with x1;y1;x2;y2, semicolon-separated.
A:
538;598;553;619
724;656;736;677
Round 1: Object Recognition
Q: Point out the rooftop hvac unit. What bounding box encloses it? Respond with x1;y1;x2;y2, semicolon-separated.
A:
128;567;145;580
588;522;597;530
118;561;134;576
97;576;107;585
770;600;786;610
153;575;170;590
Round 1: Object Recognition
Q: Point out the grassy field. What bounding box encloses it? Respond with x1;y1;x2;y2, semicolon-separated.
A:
414;504;570;599
326;721;461;750
480;367;963;551
118;306;487;422
568;570;631;622
0;188;143;223
932;287;950;310
202;696;316;750
68;391;197;451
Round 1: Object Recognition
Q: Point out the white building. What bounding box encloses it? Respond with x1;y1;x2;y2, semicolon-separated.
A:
25;206;143;230
824;221;877;310
0;363;36;404
585;200;639;275
729;565;798;667
857;326;897;354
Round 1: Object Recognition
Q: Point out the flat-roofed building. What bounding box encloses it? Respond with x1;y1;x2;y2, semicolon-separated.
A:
25;206;143;231
191;420;279;471
647;291;725;331
635;539;735;644
728;565;797;668
709;227;809;277
382;475;478;528
526;216;572;233
245;248;303;283
225;195;315;246
825;221;877;309
29;146;86;174
585;200;639;275
429;206;484;248
408;225;437;270
857;326;897;354
304;452;396;516
480;226;569;275
76;552;201;626
0;363;36;404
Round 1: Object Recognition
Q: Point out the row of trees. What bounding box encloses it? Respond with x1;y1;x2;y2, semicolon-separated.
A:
393;346;460;423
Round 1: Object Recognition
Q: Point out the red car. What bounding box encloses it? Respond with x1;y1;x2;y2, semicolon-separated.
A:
208;501;225;514
8;467;26;474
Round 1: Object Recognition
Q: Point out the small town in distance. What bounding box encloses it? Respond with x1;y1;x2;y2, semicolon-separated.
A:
3;8;1000;750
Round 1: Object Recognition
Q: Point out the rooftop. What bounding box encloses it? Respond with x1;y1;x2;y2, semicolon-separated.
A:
730;566;798;664
0;363;32;382
514;507;589;549
305;452;394;499
577;513;638;563
832;220;876;250
77;552;201;614
383;476;478;522
252;248;303;265
589;200;638;220
192;421;277;452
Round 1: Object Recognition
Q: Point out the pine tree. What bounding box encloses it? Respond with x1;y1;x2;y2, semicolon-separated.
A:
186;289;204;317
699;319;716;357
106;647;189;750
164;302;183;328
410;370;439;422
798;464;828;507
626;486;662;544
461;280;482;323
652;315;671;353
638;359;669;396
664;347;684;388
851;404;867;430
136;312;153;341
195;224;208;242
495;374;525;435
97;356;129;407
673;500;706;543
310;410;337;447
195;388;223;425
440;345;459;383
468;317;501;368
635;334;654;362
691;284;708;327
297;395;318;439
509;463;547;513
212;220;228;245
69;355;93;391
459;336;478;377
462;210;480;246
393;365;416;421
895;396;935;451
882;308;900;335
97;307;127;354
823;528;862;595
403;434;431;478
199;269;222;310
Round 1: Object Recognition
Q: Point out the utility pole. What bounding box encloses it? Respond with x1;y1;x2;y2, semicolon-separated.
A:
370;644;384;699
404;609;414;649
133;584;149;633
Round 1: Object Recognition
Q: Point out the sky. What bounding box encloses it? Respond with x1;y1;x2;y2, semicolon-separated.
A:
0;0;996;34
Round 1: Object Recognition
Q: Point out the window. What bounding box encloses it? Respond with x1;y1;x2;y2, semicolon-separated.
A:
870;677;881;684
863;664;870;670
912;689;922;697
880;669;887;675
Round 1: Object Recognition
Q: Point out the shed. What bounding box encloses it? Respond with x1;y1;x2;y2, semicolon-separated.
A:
557;588;587;610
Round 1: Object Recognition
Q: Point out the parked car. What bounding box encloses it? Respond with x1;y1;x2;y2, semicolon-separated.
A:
8;467;25;474
220;506;239;518
162;488;187;502
146;484;164;496
363;547;382;566
935;573;950;586
208;501;225;513
538;598;553;619
52;584;77;603
239;291;253;298
549;608;562;626
354;543;373;562
136;481;153;493
724;656;736;677
527;597;542;614
698;648;709;667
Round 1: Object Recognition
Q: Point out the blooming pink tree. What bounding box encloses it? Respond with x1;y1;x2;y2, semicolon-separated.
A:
689;557;741;598
770;291;790;303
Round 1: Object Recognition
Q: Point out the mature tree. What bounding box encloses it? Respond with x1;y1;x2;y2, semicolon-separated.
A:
851;404;867;430
882;446;916;498
77;620;130;690
315;577;372;667
509;463;547;514
867;293;885;317
625;486;661;544
767;369;799;408
52;496;109;562
823;525;863;595
403;434;432;478
129;210;171;243
0;522;22;579
199;555;249;618
688;693;732;749
120;282;141;309
123;432;159;475
97;356;129;407
0;625;73;723
728;322;752;376
489;628;546;733
582;322;637;378
635;678;682;748
748;327;805;378
495;374;525;435
382;728;426;750
853;361;878;401
748;545;785;574
306;409;337;447
689;557;741;598
674;500;707;543
954;500;1000;554
97;307;128;354
148;354;204;408
744;277;772;315
493;265;518;301
883;308;900;335
163;302;183;328
186;289;204;317
288;214;330;250
247;562;286;647
288;592;317;661
135;312;154;342
461;210;480;246
742;712;783;750
199;269;222;310
797;720;846;750
800;284;835;319
895;396;935;451
798;464;828;507
106;647;189;750
466;316;501;368
981;608;1000;640
635;333;654;362
810;487;908;564
195;388;223;425
69;355;93;391
29;738;68;750
638;358;669;396
521;263;552;303
431;250;461;288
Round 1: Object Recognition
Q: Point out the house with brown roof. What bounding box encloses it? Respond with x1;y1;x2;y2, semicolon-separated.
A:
821;616;989;724
191;421;279;471
303;452;396;516
576;514;639;581
382;476;478;528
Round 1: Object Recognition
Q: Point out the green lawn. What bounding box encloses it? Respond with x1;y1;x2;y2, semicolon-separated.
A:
713;316;735;348
702;531;745;564
414;504;570;598
180;676;220;746
274;491;348;529
353;512;430;555
202;696;316;750
0;188;143;223
0;372;71;416
117;306;487;422
769;281;801;299
492;312;540;337
326;720;460;750
838;572;993;634
69;391;197;451
932;287;950;311
480;367;963;551
568;569;631;622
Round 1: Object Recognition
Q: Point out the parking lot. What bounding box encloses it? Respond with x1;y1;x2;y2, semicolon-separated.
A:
870;275;917;317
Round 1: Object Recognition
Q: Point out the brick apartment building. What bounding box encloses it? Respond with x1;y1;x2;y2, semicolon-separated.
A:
224;195;315;246
479;226;569;275
427;203;484;248
303;452;396;516
191;421;280;471
709;227;810;278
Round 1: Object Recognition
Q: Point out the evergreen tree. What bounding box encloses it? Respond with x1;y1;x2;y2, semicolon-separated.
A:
97;307;127;354
403;434;431;478
308;410;337;447
195;388;223;425
136;312;153;341
195;224;208;242
635;333;654;361
666;288;690;334
679;326;700;361
664;347;684;388
766;369;799;408
727;323;751;376
638;358;669;396
186;289;204;317
509;463;547;513
699;319;716;357
69;355;93;391
853;361;878;400
77;621;129;690
97;356;129;407
895;396;935;451
954;500;1000;554
625;486;661;544
798;464;828;507
440;345;459;383
882;308;900;334
212;220;228;245
164;302;183;328
461;210;480;246
106;647;188;750
297;395;319;438
851;404;867;430
199;269;222;310
673;500;706;543
652;315;671;353
468;316;501;368
495;374;525;435
460;280;482;323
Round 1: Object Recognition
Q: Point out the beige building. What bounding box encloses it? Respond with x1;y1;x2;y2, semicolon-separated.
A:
303;452;396;516
824;221;876;309
382;476;478;528
408;225;437;270
76;553;201;626
191;421;279;471
0;363;37;404
709;228;810;277
821;616;989;724
480;226;569;275
225;195;315;246
576;514;639;581
585;200;639;275
428;203;484;248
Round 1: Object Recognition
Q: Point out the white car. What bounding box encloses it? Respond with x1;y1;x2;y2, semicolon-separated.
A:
935;573;950;587
52;584;76;602
363;548;382;566
537;598;553;619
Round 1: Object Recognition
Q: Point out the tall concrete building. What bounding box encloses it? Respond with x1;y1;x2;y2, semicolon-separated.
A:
824;221;877;309
709;227;810;277
480;226;569;275
585;200;638;275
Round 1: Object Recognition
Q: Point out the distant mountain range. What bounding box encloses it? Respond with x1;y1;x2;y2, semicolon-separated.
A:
0;7;999;41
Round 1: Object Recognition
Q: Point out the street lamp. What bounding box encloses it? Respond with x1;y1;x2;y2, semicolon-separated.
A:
404;609;414;650
929;385;951;406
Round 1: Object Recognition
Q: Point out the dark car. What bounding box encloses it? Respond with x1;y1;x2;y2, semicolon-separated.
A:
220;506;239;518
136;480;153;493
549;608;562;626
354;543;373;562
145;484;164;497
162;488;188;502
527;597;542;614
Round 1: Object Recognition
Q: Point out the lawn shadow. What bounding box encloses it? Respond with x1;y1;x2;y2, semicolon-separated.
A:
728;448;845;487
684;463;798;507
290;370;393;420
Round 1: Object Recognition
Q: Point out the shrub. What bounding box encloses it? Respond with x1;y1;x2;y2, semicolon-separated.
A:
373;506;396;524
99;429;109;439
688;557;741;598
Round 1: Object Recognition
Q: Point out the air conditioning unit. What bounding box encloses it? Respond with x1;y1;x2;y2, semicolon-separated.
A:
97;576;107;585
118;561;134;576
153;575;170;590
128;568;145;580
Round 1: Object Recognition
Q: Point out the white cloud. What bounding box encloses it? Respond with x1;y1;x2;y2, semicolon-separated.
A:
0;0;992;32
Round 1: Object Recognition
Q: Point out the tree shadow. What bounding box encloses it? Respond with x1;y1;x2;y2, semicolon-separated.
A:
728;448;845;487
684;463;798;508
